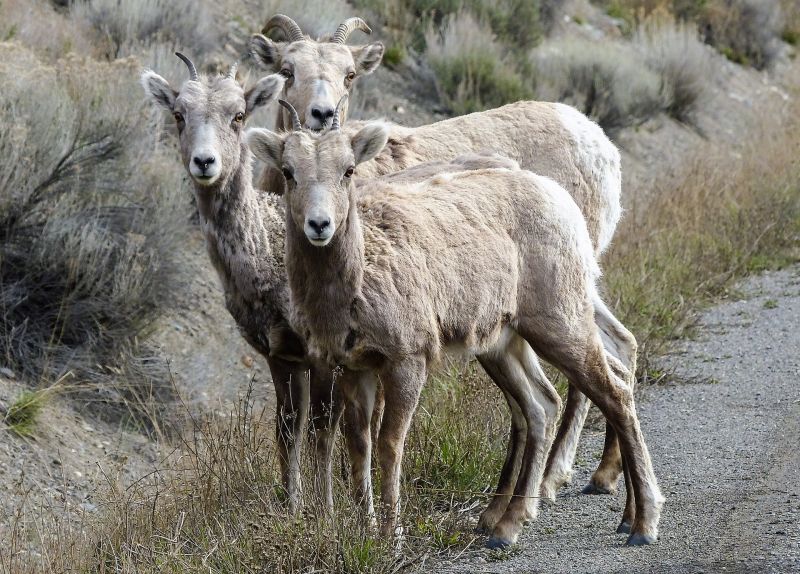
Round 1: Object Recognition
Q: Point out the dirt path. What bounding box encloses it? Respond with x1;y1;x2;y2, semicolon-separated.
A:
438;266;800;573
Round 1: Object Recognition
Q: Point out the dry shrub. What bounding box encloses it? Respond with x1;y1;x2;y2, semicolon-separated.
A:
603;97;800;368
72;0;221;59
698;0;782;68
532;36;663;133
0;0;95;60
0;42;188;421
257;0;353;39
602;0;784;68
634;15;712;123
426;10;532;115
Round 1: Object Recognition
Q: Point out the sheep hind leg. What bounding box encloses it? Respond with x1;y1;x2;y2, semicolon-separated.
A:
539;333;662;544
585;295;638;495
474;362;528;534
480;331;561;549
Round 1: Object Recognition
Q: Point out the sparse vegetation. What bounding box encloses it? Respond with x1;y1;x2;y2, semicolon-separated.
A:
0;43;188;421
1;0;799;572
3;389;47;437
533;37;664;132
426;11;533;115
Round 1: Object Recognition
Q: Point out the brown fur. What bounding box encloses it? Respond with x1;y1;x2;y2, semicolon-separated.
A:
248;125;662;546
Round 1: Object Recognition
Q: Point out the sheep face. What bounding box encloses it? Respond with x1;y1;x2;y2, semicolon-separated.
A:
246;123;389;246
250;33;383;131
140;56;284;188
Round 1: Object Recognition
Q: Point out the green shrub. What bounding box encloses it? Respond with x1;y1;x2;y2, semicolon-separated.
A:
426;11;533;115
634;17;711;123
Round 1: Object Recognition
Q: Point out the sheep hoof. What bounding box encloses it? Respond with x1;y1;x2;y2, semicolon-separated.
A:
486;536;513;550
581;482;613;495
616;520;632;534
626;532;657;546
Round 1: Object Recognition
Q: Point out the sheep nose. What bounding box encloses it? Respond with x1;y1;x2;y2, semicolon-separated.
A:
193;155;216;171
310;107;334;124
307;217;330;235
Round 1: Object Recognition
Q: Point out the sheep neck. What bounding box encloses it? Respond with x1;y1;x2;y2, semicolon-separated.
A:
285;188;363;355
192;145;278;302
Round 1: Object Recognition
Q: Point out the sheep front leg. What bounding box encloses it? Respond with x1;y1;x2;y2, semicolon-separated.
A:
267;356;310;513
309;363;343;511
340;369;379;518
376;357;426;538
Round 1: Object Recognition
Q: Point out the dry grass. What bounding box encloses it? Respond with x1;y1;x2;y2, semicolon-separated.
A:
602;97;800;371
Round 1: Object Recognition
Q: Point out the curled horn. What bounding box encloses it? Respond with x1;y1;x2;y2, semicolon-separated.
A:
175;52;199;81
330;94;348;131
278;100;303;131
332;17;372;44
227;61;239;79
263;14;304;42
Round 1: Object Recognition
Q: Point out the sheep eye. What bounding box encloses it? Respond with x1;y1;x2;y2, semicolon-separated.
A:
280;68;293;79
344;166;355;178
346;71;356;82
233;112;245;123
173;112;184;123
282;167;294;181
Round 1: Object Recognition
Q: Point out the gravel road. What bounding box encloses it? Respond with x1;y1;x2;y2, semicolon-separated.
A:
437;266;800;574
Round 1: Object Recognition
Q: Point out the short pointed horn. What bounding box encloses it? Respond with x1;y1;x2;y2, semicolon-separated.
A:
330;94;348;131
332;17;371;44
227;61;239;79
278;99;303;131
263;14;304;42
175;52;199;81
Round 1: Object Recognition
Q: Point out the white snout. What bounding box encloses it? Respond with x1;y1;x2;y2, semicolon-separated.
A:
304;79;337;131
189;124;222;185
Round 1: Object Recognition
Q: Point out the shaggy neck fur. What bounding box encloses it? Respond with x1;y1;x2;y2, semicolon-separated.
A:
285;185;363;363
190;143;289;355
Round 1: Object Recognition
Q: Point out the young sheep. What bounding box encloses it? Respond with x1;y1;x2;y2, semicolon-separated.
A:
140;54;341;511
246;106;663;548
250;16;634;498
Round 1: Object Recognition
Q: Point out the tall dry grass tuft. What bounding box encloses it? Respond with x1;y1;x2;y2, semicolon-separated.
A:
603;96;800;371
0;42;189;422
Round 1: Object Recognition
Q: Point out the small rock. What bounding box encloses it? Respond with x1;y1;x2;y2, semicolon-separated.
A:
242;354;255;368
0;367;15;379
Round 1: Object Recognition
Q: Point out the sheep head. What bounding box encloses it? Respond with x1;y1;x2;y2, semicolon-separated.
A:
250;15;384;132
247;99;388;246
140;53;285;188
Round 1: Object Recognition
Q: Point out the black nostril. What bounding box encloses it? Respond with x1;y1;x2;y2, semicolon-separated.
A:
308;218;330;234
193;156;216;170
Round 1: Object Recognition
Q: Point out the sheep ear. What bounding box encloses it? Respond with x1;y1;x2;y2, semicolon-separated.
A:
245;74;285;114
351;42;384;75
250;34;282;70
351;122;389;165
246;128;284;170
140;70;176;110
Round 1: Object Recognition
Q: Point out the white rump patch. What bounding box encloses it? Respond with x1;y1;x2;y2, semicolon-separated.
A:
554;103;622;254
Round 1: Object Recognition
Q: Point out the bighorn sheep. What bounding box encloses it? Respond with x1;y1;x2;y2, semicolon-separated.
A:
140;55;342;511
250;15;635;498
246;105;663;548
